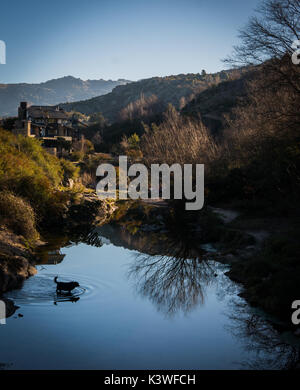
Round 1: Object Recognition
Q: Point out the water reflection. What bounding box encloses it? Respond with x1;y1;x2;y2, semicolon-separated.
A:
32;217;300;369
68;226;103;248
36;226;103;265
37;249;66;265
97;219;218;316
38;220;221;316
97;222;300;369
54;294;80;305
0;362;12;370
226;298;300;370
18;226;104;307
4;273;86;306
129;252;217;317
2;217;300;370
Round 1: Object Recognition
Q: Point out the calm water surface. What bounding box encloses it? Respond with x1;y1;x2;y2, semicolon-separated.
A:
0;225;298;370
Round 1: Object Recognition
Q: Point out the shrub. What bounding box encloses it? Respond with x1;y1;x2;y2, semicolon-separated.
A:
141;105;220;166
16;135;63;186
0;129;71;224
72;138;94;155
80;172;95;187
70;151;84;162
0;192;39;241
128;133;140;149
220;65;300;204
60;159;80;182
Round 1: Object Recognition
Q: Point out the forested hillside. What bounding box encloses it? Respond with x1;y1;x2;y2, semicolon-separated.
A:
61;68;248;124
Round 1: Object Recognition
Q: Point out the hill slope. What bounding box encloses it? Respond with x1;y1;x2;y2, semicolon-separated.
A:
61;69;249;124
0;76;131;117
181;68;256;134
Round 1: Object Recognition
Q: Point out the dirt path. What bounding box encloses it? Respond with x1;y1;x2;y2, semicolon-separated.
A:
210;206;270;248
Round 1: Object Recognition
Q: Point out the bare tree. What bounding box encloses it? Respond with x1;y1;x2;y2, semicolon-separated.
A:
225;0;300;96
141;105;220;167
226;0;300;65
119;93;162;121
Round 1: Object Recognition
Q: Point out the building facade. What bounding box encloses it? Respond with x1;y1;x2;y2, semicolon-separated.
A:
14;102;77;156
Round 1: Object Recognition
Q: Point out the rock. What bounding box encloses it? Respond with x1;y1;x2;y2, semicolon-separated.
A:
0;254;37;293
0;226;38;294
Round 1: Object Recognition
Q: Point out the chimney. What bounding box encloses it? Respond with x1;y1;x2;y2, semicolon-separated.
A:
18;102;28;121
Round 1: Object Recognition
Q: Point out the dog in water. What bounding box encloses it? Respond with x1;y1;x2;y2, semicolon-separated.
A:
54;276;80;293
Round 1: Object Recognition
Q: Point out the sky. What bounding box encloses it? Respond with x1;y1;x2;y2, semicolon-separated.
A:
0;0;261;84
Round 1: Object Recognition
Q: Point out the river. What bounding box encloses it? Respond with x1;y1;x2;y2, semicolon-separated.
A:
0;224;298;370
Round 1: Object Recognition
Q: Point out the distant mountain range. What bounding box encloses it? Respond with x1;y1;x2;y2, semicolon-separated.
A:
0;76;131;117
60;68;249;124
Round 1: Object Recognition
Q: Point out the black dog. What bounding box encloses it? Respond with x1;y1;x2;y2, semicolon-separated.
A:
54;276;80;293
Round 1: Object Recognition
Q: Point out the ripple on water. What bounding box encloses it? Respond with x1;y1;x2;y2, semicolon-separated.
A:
4;272;109;306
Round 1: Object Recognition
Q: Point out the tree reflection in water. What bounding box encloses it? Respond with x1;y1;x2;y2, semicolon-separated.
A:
130;241;300;369
126;217;300;369
36;226;103;265
225;298;300;370
68;225;103;248
129;236;219;317
56;213;300;369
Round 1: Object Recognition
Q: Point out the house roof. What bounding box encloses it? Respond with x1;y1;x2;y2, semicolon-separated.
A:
28;106;70;120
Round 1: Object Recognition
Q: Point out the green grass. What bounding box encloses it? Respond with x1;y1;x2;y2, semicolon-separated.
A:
0;129;78;230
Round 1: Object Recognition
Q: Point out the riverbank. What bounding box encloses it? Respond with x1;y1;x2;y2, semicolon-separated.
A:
225;215;300;330
0;191;116;296
0;227;37;294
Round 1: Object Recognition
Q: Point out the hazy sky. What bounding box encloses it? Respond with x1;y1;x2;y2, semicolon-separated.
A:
0;0;260;83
